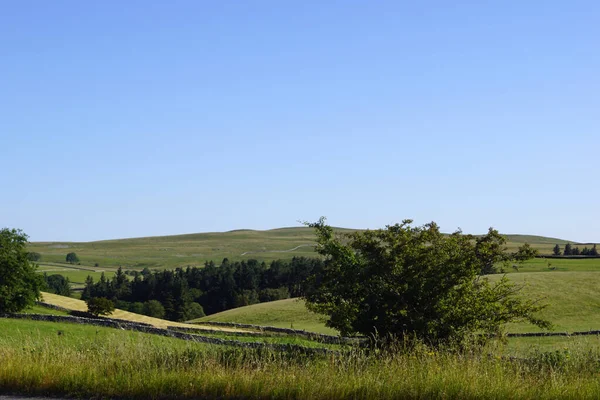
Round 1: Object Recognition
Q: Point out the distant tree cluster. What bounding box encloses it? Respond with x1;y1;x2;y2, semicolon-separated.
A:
43;273;72;297
553;243;598;256
27;252;42;262
81;257;323;322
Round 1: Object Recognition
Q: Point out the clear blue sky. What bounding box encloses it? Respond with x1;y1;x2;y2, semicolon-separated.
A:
1;1;598;243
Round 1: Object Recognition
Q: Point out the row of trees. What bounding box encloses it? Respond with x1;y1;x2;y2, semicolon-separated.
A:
81;257;324;322
553;243;598;256
26;251;81;264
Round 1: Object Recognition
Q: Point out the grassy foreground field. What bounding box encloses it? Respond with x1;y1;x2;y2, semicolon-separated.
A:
27;227;576;269
4;318;600;399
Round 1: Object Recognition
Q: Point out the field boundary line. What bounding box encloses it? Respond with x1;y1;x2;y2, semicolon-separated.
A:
192;321;364;344
1;313;338;355
240;244;316;256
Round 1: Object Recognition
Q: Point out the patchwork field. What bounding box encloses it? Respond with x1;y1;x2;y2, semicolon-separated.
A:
38;292;249;332
496;271;600;333
194;271;600;335
191;298;337;335
512;257;600;273
27;227;579;269
15;227;600;399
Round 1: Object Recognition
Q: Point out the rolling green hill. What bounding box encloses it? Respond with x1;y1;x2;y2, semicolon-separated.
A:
38;292;249;332
191;298;337;335
27;226;580;270
193;271;600;335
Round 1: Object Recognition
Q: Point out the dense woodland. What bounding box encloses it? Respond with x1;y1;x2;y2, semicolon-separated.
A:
80;257;324;321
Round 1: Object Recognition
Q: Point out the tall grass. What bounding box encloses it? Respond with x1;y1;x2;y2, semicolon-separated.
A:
2;331;600;399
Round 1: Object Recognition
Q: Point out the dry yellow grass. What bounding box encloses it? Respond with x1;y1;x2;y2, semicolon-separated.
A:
39;292;250;332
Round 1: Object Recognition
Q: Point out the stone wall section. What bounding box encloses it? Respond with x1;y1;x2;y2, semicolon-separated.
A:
193;321;363;344
1;314;337;356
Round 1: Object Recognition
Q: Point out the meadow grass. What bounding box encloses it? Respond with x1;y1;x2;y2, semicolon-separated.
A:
170;329;347;350
489;271;600;333
193;269;600;336
191;298;338;335
505;334;600;355
38;268;113;284
513;257;600;273
27;227;575;269
3;319;600;399
20;304;70;316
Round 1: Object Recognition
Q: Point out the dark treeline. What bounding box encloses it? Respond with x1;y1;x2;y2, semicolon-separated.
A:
43;273;72;297
81;257;324;322
553;243;598;256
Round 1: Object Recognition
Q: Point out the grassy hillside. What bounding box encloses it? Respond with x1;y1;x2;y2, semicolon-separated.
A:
510;257;600;273
21;304;70;316
7;318;600;399
495;271;600;333
39;292;248;332
27;226;580;270
191;298;337;335
37;262;112;286
194;271;600;335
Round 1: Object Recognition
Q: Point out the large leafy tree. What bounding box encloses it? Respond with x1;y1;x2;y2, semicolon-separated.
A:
0;228;45;313
304;218;549;344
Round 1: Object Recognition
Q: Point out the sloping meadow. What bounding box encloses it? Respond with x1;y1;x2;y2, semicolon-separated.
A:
3;318;600;399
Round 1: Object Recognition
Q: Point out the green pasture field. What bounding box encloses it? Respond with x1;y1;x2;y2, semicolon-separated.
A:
504;334;600;355
20;304;70;316
39;269;113;284
5;318;600;399
27;227;327;269
513;257;600;272
491;271;600;333
27;227;581;269
36;261;99;271
35;262;117;285
172;329;345;350
191;298;338;335
196;271;600;337
0;318;196;350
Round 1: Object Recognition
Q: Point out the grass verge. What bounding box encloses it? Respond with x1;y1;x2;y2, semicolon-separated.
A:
3;319;600;399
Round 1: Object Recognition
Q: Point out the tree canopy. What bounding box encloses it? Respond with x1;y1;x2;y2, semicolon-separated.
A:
65;252;79;264
304;218;549;345
0;228;44;313
44;273;72;297
86;297;115;317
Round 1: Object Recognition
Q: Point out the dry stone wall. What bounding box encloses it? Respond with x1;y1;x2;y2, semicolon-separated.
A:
194;321;363;344
1;314;337;356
